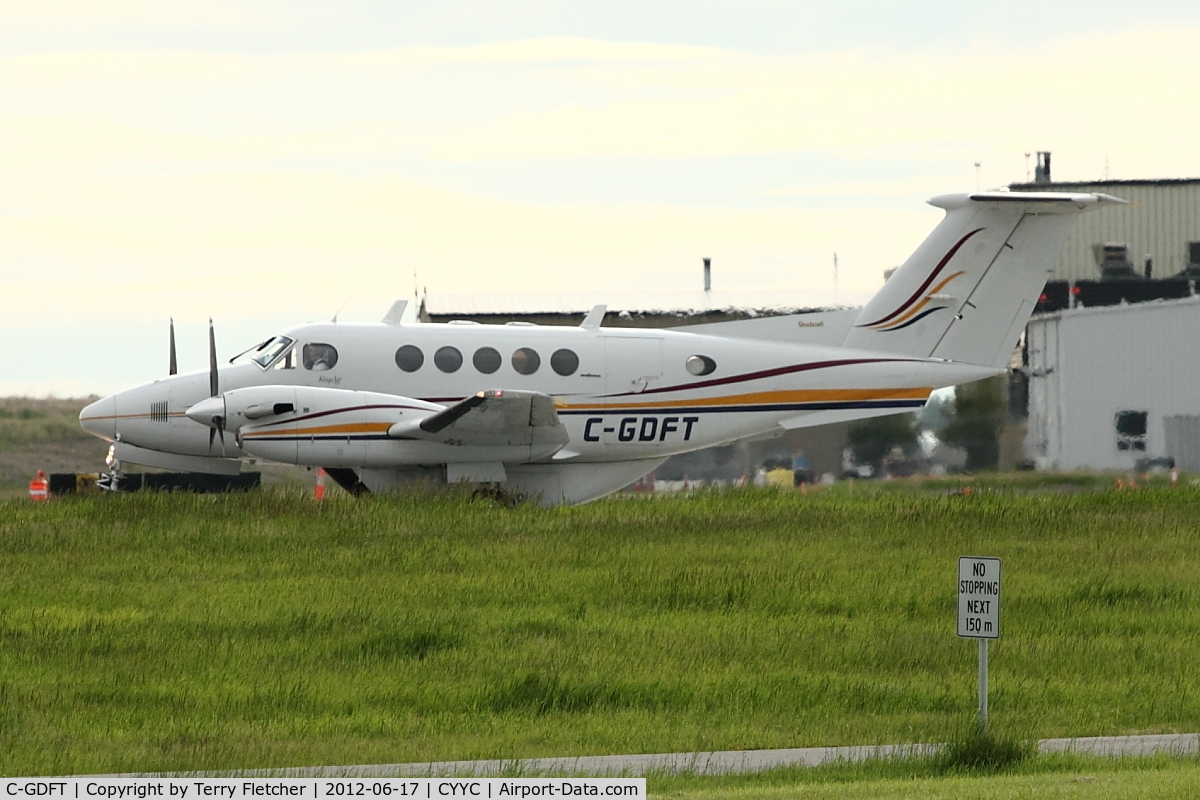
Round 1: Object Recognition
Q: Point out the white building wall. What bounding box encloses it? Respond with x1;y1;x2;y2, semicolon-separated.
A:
1010;180;1200;282
1025;297;1200;471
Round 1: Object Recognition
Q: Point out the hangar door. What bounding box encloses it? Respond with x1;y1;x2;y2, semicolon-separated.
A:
1164;415;1200;472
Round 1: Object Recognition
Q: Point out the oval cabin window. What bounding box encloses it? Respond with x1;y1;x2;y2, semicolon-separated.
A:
395;345;424;372
435;346;463;373
550;348;579;376
686;355;716;376
473;347;501;374
512;347;541;375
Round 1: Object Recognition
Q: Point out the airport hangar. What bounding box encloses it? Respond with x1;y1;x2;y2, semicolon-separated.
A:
1010;160;1200;474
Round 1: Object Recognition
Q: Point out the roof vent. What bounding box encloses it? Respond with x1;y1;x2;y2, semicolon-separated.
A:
1179;241;1200;279
1092;242;1139;281
1034;151;1052;183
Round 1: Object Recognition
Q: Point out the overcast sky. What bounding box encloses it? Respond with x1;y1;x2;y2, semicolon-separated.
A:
6;0;1200;396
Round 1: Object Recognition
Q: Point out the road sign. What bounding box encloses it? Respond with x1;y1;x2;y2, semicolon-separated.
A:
958;556;1001;639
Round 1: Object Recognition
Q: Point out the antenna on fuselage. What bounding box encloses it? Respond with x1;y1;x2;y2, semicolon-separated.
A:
580;305;606;329
331;291;357;323
383;299;420;325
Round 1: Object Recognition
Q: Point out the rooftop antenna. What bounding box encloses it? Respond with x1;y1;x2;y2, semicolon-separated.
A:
1035;151;1051;183
1024;152;1031;182
974;162;981;190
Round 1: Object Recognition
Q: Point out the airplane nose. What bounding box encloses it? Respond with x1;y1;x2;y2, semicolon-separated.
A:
185;396;225;428
79;395;117;441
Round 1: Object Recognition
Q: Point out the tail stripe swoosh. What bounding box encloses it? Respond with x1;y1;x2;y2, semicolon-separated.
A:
857;228;984;328
884;306;948;332
871;270;964;330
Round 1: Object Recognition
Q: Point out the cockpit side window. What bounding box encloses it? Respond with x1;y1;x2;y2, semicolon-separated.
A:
302;343;339;371
232;336;295;370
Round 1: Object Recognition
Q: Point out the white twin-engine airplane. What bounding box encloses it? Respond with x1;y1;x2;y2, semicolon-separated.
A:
80;191;1120;504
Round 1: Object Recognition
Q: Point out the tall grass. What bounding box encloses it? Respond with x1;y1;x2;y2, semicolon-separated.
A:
2;488;1200;775
0;397;95;446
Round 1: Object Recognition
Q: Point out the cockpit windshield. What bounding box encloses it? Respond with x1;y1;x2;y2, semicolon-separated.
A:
231;336;295;369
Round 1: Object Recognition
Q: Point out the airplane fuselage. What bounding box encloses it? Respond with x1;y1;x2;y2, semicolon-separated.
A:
82;319;995;471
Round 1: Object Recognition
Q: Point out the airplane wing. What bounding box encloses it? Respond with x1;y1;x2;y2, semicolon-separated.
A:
388;389;569;452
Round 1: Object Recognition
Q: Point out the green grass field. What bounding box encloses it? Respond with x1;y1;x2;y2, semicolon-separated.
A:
2;488;1200;778
0;397;111;492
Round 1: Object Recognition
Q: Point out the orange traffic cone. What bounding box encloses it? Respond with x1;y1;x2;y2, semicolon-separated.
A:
315;468;326;500
29;470;49;502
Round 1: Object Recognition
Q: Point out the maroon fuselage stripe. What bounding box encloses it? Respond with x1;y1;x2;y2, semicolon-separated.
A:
601;357;918;398
249;403;431;430
857;228;984;328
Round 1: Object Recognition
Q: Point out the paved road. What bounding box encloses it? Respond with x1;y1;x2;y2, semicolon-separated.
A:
102;733;1200;778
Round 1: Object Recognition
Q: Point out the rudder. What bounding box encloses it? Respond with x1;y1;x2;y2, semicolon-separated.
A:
842;192;1123;368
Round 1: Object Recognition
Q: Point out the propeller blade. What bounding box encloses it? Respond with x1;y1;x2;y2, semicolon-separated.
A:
208;318;218;398
207;416;227;456
169;318;178;376
202;323;227;456
196;396;227;457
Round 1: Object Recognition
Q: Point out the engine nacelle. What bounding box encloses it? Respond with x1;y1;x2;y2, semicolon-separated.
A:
202;385;433;467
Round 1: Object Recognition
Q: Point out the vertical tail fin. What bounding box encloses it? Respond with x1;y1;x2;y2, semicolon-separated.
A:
842;192;1125;368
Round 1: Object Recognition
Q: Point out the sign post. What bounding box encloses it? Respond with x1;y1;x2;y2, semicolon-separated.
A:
958;556;1001;730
